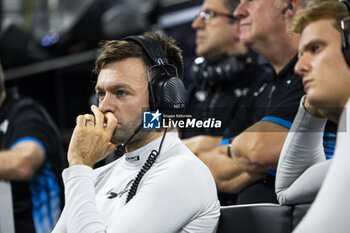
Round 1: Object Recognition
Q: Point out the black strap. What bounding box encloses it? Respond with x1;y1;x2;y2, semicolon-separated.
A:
123;35;169;66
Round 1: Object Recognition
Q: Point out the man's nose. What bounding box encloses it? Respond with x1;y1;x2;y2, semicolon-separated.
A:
192;14;205;30
233;1;248;20
99;93;117;114
295;54;312;76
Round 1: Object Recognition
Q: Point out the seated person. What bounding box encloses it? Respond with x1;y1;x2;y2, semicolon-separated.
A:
182;0;268;139
185;0;309;205
0;62;66;233
52;32;220;233
276;0;349;206
275;3;350;232
186;0;337;206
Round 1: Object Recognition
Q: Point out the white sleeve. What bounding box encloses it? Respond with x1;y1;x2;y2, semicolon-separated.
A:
52;165;107;233
275;96;330;205
293;98;350;233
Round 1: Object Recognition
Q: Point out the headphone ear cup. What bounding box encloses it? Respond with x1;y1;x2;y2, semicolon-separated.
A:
149;74;186;114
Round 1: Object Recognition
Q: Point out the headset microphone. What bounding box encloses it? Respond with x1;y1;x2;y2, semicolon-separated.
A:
119;34;185;203
114;123;143;157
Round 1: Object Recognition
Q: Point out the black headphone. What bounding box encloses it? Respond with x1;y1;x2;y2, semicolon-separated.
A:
340;0;350;67
191;55;242;87
282;3;293;14
123;35;186;114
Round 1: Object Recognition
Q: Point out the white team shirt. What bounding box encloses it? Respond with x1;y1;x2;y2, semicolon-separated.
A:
53;130;220;233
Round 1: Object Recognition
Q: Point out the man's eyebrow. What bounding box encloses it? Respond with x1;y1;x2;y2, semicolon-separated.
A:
95;83;134;92
299;39;325;54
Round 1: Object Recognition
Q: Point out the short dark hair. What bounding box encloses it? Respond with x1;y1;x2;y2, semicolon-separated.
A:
93;32;184;80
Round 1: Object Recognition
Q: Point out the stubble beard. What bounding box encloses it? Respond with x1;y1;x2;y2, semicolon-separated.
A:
110;118;141;145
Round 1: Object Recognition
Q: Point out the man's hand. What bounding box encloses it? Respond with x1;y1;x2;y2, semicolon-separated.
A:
67;105;118;168
304;96;340;123
303;97;326;118
198;145;262;193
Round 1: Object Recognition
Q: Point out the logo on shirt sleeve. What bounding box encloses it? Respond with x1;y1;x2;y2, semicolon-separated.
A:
0;119;9;134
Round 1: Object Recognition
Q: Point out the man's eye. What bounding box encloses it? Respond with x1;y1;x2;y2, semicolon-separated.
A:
96;92;105;99
117;91;128;97
311;44;321;54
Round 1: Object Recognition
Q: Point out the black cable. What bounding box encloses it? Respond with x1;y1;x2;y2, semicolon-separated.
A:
126;128;168;204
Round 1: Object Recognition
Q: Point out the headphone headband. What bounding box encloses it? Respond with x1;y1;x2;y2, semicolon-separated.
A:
123;35;169;66
123;35;179;78
340;0;350;13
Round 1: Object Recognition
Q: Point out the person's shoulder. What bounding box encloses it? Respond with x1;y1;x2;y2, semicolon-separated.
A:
93;158;122;185
94;158;120;175
6;95;36;113
161;142;214;177
9;95;50;121
155;142;218;193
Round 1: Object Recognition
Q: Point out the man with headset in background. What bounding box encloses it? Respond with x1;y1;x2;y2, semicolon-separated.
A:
52;32;220;233
0;61;66;233
187;0;317;204
181;0;268;141
273;2;350;232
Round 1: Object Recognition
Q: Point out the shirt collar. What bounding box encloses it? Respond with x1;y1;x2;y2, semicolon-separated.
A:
123;130;179;167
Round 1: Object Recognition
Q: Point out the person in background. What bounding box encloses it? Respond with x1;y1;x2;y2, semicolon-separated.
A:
273;2;350;232
183;0;271;205
0;61;66;233
186;0;311;205
182;0;268;140
52;32;220;233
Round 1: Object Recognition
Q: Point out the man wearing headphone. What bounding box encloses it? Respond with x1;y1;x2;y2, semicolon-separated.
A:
273;2;350;232
52;32;220;233
181;0;268;140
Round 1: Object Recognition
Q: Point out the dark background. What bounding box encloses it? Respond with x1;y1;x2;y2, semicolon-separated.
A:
0;0;201;146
